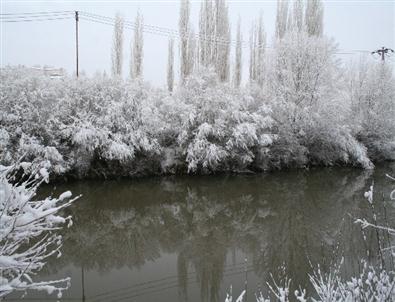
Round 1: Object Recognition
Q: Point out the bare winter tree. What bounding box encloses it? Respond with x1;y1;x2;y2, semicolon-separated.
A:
275;0;289;39
233;17;242;88
111;13;124;77
305;0;323;37
179;0;191;85
131;11;144;79
167;38;174;92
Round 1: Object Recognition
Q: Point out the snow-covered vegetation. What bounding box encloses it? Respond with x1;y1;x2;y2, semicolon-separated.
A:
1;58;393;179
0;163;78;297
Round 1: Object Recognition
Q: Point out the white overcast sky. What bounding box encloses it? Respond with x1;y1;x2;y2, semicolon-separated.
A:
1;0;394;86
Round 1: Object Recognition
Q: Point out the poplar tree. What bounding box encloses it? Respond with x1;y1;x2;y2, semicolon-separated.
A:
249;13;266;86
167;38;174;92
293;0;304;32
275;0;289;39
111;13;124;77
131;11;144;79
187;28;196;77
233;17;242;88
198;0;230;81
305;0;323;37
179;0;191;84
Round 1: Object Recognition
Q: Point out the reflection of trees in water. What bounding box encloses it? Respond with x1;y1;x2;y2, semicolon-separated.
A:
40;166;393;301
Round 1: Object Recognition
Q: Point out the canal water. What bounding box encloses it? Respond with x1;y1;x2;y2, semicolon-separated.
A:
6;164;395;301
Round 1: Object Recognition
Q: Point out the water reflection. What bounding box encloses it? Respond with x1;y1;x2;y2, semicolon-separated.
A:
9;165;395;302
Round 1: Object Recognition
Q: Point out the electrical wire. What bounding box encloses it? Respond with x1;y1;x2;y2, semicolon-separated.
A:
0;10;73;15
0;12;72;18
1;17;73;23
103;267;254;302
0;10;384;56
91;260;251;300
80;13;269;50
80;11;244;46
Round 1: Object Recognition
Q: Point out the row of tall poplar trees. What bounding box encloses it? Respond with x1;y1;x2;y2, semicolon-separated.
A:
111;0;324;90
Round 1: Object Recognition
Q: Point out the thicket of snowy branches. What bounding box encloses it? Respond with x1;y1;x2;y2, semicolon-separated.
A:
0;56;394;179
0;163;78;297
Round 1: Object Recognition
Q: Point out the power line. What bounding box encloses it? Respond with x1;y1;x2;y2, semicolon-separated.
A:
81;11;245;46
0;12;72;19
91;260;251;300
80;12;248;48
0;11;73;16
0;16;73;22
1;10;385;56
103;267;254;302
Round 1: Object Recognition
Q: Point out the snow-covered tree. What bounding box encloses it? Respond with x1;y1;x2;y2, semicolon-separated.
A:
305;0;323;37
179;0;191;84
0;164;78;298
275;0;289;39
131;11;144;79
233;17;242;88
198;0;215;67
346;59;395;160
197;0;231;81
266;29;372;168
214;0;231;82
167;38;175;92
111;13;124;77
187;28;196;77
293;0;304;32
249;13;266;86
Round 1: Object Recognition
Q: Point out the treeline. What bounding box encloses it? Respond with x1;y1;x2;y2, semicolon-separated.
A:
111;0;326;89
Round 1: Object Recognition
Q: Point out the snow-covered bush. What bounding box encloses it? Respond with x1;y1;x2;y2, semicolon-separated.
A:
176;68;275;173
0;163;78;297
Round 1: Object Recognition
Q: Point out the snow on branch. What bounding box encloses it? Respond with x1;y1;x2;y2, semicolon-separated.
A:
0;163;79;298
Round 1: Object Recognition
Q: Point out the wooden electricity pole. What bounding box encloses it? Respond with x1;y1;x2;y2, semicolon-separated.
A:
371;47;394;62
75;11;79;77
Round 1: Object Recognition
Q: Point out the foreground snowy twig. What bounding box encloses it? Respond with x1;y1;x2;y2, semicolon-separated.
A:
0;164;79;298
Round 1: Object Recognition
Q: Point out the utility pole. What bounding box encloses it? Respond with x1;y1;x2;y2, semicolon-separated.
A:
371;47;394;62
75;11;79;77
244;257;248;302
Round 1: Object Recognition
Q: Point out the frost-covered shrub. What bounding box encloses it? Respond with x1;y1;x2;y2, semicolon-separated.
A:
0;68;161;178
176;68;275;173
0;163;78;298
